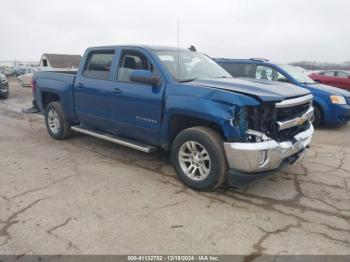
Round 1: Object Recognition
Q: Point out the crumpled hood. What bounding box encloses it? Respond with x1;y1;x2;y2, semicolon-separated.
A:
308;83;350;97
186;78;310;101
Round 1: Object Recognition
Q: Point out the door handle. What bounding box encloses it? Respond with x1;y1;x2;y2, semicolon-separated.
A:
112;88;122;94
76;83;85;88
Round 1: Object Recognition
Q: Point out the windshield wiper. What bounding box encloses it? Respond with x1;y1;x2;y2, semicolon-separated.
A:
179;78;197;83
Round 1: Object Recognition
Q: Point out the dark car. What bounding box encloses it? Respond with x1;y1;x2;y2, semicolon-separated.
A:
214;58;350;127
0;73;9;99
309;70;350;91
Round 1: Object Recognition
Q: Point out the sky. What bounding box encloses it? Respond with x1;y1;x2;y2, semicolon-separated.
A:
0;0;349;63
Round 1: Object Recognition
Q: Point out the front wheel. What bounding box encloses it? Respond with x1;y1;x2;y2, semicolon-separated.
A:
171;127;228;191
45;102;72;140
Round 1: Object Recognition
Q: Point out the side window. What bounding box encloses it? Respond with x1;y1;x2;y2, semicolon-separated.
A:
255;65;288;82
84;51;114;80
320;71;334;76
336;71;349;77
117;50;153;83
222;63;255;77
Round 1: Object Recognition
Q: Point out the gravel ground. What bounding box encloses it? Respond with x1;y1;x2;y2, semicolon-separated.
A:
0;80;349;256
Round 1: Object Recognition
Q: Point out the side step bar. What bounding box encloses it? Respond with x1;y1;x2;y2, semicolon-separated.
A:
71;125;157;153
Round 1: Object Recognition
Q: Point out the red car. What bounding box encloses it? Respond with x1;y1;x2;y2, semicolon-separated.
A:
309;70;350;91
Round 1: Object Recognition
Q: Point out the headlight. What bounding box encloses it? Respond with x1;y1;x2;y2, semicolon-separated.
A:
330;95;346;105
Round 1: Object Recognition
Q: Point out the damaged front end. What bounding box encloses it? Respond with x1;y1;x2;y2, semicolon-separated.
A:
224;94;314;175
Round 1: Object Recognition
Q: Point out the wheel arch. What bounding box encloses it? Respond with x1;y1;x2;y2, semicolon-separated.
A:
41;91;61;110
161;112;231;150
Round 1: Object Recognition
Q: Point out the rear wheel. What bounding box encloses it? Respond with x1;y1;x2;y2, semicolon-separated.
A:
313;105;322;127
171;127;228;191
45;102;72;139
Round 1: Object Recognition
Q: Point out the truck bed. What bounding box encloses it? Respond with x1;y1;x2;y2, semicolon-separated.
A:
33;71;77;92
32;71;77;119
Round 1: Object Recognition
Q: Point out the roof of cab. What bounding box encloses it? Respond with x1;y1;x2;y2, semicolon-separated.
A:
86;45;189;52
214;58;271;64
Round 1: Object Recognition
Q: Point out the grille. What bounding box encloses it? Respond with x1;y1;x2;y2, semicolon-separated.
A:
274;121;310;142
246;96;313;143
276;102;310;122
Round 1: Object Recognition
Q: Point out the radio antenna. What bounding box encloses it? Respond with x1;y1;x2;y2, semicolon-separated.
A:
177;19;180;81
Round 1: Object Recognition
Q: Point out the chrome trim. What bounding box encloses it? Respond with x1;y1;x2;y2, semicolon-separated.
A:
224;124;314;173
275;94;313;108
277;107;314;131
246;129;271;141
71;126;156;153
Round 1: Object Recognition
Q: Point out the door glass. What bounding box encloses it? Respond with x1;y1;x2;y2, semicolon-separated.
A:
336;71;350;77
84;52;114;80
222;63;255;77
255;65;288;82
321;71;335;76
117;51;153;82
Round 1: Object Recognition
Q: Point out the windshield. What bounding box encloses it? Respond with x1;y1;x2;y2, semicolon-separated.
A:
155;50;231;82
278;64;315;84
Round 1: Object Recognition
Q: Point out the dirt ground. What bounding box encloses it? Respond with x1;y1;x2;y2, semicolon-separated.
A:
0;80;349;256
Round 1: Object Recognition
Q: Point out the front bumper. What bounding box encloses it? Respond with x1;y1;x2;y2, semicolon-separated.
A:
224;124;314;174
329;104;350;125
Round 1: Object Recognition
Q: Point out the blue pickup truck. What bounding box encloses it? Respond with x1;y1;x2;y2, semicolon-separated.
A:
32;45;314;191
214;58;350;127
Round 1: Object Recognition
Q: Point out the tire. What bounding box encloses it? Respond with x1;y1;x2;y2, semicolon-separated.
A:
0;86;9;99
313;105;322;127
171;126;228;191
45;101;72;140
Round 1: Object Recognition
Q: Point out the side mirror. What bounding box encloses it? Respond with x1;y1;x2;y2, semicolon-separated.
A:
129;70;161;86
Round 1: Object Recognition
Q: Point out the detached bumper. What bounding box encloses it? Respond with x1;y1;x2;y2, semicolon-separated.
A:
224;124;314;185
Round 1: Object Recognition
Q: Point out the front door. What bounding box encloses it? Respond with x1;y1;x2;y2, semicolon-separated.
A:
74;50;115;130
110;49;165;145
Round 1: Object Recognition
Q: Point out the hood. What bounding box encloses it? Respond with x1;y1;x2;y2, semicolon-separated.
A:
185;78;310;102
307;83;350;97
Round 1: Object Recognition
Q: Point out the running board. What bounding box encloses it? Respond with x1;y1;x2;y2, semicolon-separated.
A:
71;125;157;153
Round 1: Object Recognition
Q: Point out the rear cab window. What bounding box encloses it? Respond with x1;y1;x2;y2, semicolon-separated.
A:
83;51;115;80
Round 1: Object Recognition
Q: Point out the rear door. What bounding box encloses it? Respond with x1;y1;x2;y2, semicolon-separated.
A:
109;48;165;145
74;50;115;130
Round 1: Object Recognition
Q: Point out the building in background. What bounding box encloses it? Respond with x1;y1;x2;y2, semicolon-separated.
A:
39;54;81;71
